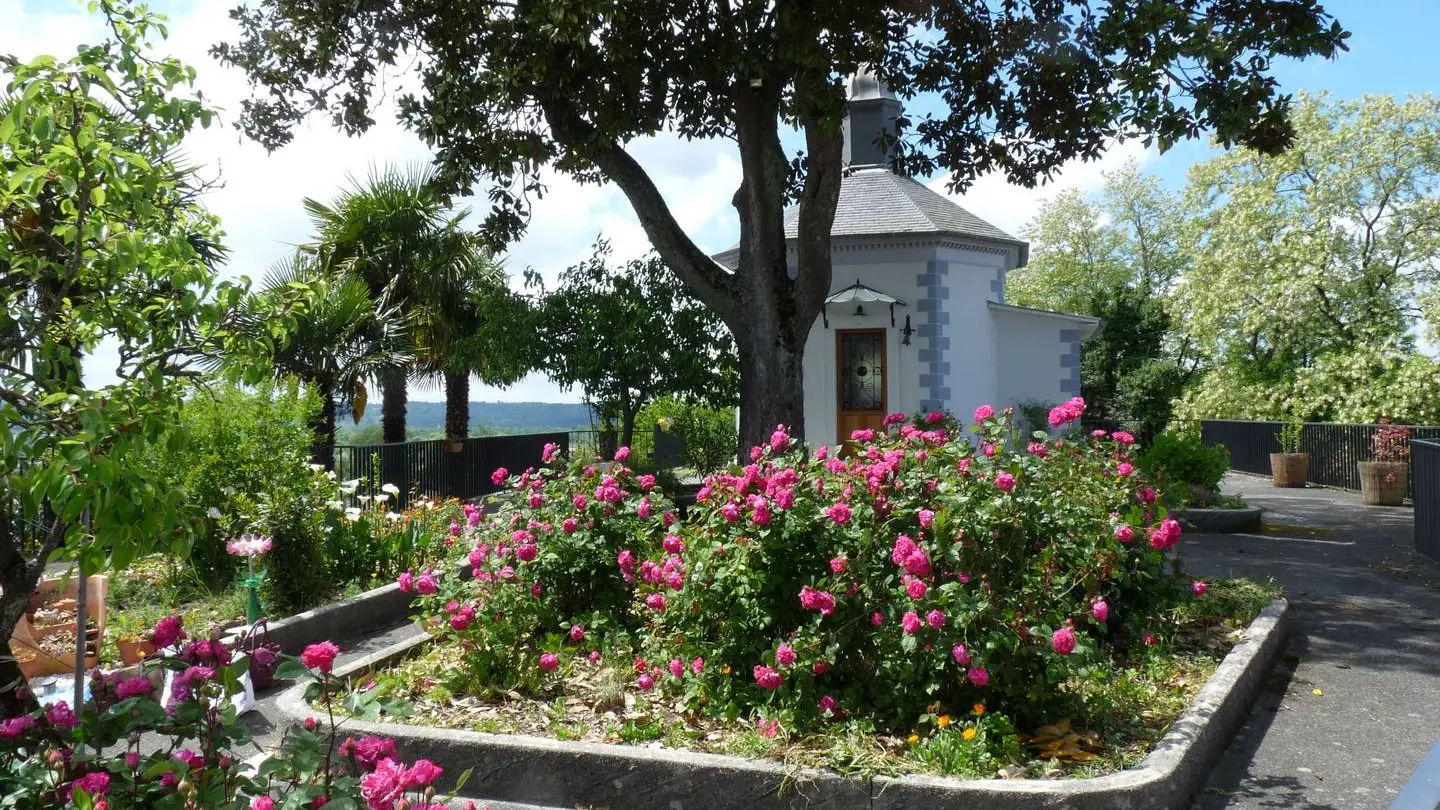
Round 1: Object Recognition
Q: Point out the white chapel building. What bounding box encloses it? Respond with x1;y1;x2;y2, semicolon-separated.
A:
715;73;1100;445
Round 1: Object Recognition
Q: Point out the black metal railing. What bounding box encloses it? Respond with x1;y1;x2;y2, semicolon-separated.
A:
1413;440;1440;563
1197;419;1440;498
322;431;570;508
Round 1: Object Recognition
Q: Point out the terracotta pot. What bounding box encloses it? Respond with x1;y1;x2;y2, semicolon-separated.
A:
117;638;156;665
1270;453;1309;488
1358;460;1408;506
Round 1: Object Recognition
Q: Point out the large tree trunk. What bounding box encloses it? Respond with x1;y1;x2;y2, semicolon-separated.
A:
0;515;64;719
734;327;808;456
380;369;408;444
620;403;638;452
444;367;470;441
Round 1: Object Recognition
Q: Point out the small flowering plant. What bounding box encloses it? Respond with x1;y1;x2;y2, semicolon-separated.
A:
0;616;462;810
1370;418;1411;462
226;533;273;622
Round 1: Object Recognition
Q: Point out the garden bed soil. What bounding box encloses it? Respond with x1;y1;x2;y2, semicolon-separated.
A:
276;598;1291;810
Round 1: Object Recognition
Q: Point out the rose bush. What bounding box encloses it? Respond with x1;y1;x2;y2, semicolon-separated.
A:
400;443;676;691
0;618;465;810
403;403;1193;735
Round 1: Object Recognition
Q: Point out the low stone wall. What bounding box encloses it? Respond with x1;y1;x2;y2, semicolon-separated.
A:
275;599;1292;810
1175;505;1264;534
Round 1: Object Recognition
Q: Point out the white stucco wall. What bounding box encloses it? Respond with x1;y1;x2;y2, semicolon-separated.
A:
990;305;1089;409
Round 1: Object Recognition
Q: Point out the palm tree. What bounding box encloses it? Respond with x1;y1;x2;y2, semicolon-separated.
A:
303;164;479;444
249;254;410;457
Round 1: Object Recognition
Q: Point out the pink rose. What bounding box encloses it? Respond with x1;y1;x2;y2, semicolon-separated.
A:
871;612;885;627
775;644;797;667
924;410;945;424
539;653;560;672
918;509;935;528
490;467;508;486
825;502;852;525
1116;462;1135;477
562;518;579;534
300;641;340;674
1091;599;1110;623
416;571;438;594
569;624;586;642
925;609;945;629
951;643;970;666
829;556;848;574
820;695;838;714
752;665;783;690
901;611;922;635
973;405;994;423
251;797;276;810
1051;626;1077;655
403;759;444;789
646;593;667;612
906;578;928;600
1114;524;1134;543
994;471;1016;492
1192;580;1208;597
691;657;705;674
967;666;990;687
614;446;631;462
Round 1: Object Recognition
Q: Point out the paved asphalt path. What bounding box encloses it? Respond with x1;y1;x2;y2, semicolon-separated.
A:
1183;474;1440;810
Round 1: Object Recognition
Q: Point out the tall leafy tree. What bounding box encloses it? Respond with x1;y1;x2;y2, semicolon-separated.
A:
0;2;293;716
303;165;481;443
245;256;410;456
1178;93;1440;381
1008;162;1190;437
216;0;1348;449
532;241;738;449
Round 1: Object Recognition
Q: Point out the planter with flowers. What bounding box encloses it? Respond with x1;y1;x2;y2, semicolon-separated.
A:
1359;420;1410;506
1269;419;1309;487
324;400;1281;790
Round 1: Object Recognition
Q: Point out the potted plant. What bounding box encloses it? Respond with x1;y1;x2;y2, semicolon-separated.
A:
1270;417;1309;487
1359;419;1409;506
115;613;157;665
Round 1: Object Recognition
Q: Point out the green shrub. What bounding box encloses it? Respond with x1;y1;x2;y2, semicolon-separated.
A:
254;465;335;615
632;395;737;472
1137;432;1231;506
409;402;1196;736
132;380;320;590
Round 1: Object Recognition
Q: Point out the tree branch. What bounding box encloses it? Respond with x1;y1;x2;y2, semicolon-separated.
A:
536;96;737;322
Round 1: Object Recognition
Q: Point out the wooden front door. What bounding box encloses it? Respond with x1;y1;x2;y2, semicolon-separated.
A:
837;329;887;444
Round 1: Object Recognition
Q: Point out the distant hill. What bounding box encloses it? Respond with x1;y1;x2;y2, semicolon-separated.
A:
337;401;594;438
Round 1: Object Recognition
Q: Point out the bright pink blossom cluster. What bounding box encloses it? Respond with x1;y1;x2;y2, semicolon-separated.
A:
1047;396;1087;428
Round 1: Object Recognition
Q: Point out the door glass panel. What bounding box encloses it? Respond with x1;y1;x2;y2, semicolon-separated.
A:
840;332;884;410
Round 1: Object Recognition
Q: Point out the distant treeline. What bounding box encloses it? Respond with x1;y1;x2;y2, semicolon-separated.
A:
335;401;594;445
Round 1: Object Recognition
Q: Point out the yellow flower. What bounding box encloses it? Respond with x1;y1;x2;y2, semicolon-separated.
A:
721;665;731;675
972;702;986;716
937;715;951;728
963;727;978;741
907;734;920;745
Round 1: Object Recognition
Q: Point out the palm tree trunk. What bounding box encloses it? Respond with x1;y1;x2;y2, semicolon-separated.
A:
310;379;339;469
381;369;408;444
444;367;470;441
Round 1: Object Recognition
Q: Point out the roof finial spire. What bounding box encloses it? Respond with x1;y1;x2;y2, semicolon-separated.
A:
843;65;904;169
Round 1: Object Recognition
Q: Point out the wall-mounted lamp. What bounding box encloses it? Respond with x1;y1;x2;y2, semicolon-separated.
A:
901;314;914;346
853;304;866;317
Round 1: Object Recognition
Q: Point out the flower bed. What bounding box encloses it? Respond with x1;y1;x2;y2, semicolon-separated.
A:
319;402;1275;780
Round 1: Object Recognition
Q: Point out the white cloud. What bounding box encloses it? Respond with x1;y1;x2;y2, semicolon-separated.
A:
926;138;1155;238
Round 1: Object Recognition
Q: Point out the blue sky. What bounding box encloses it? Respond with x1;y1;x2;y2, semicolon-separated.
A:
3;0;1435;402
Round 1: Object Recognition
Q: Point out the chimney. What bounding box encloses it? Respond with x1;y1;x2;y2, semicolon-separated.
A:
842;67;904;169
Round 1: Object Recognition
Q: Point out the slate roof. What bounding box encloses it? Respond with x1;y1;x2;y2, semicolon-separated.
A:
782;168;1021;245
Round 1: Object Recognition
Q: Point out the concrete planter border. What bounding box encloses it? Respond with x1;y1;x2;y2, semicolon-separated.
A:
1175;505;1264;534
276;598;1291;810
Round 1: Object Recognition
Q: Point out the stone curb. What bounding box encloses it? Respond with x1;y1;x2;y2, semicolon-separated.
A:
275;598;1291;810
1176;505;1264;534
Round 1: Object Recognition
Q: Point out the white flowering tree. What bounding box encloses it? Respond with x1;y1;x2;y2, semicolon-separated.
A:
1174;93;1440;422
